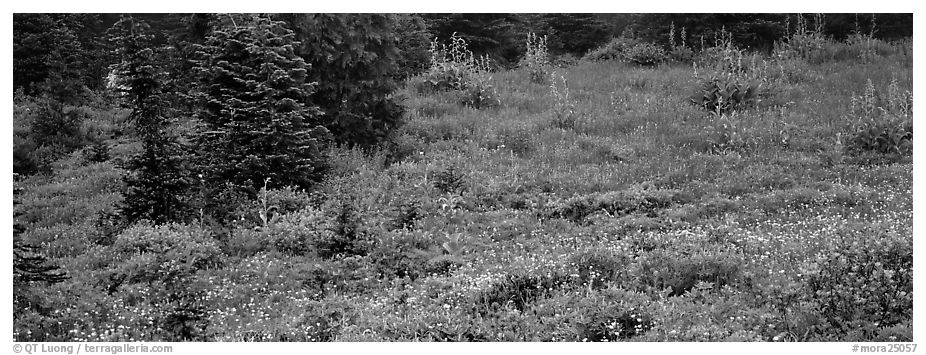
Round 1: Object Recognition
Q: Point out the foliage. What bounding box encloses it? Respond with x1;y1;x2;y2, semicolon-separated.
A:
529;14;612;57
549;73;577;129
313;199;375;259
474;272;570;314
432;166;468;195
625;42;667;66
18;99;90;174
105;222;222;340
281;14;405;147
569;288;655;341
845;78;913;158
806;227;912;336
414;33;500;109
393;14;433;81
690;77;761;114
547;186;677;224
12;14;914;343
422;14;523;65
582;36;639;62
191;15;328;193
14;183;68;323
13;14;90;103
108;16;190;225
520;33;551;84
628;14;766;48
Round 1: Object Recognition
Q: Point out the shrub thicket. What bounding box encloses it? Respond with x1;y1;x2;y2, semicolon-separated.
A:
582;36;639;62
414;33;501;109
844;78;913;158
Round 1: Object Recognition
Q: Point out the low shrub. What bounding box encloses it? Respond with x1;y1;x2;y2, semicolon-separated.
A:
668;46;695;64
569;287;655;341
415;33;500;109
806;228;912;337
291;298;357;341
690;76;761;114
583;36;639;62
313;200;376;259
629;242;744;297
844;78;913;158
547;185;678;224
107;223;222;285
625;43;666;66
567;250;630;290
474;272;570;314
367;230;437;280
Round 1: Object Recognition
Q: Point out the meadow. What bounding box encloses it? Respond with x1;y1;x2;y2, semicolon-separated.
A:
13;28;913;342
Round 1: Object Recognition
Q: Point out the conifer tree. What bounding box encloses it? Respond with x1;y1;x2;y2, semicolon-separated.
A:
192;15;327;193
108;16;189;224
279;14;405;146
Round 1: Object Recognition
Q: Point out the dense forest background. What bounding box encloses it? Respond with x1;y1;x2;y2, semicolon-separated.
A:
13;13;915;98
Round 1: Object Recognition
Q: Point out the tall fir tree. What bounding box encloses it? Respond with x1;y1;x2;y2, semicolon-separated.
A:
279;14;405;146
108;16;189;225
192;15;327;193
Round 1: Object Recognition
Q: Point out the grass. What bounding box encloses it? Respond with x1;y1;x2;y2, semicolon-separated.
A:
13;43;913;342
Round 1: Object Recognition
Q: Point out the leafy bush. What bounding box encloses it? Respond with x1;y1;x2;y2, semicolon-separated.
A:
846;119;912;156
474;272;569;314
806;228;912;337
79;140;110;164
367;230;440;279
844;33;896;63
666;24;694;64
772;15;832;64
291;299;357;341
567;250;630;290
103;222;222;340
414;33;500;109
625;43;666;66
547;185;678;224
569;288;655;341
107;223;222;285
582;36;639;62
669;46;695;64
690;76;761;114
845;78;913;158
630;242;744;297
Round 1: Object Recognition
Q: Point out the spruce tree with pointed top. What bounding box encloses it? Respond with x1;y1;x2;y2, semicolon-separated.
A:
191;15;327;194
108;16;189;225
